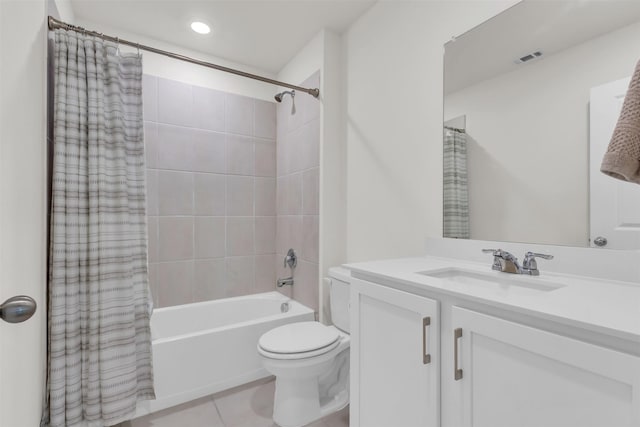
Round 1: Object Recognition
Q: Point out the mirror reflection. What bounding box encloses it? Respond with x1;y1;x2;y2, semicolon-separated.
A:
443;0;640;249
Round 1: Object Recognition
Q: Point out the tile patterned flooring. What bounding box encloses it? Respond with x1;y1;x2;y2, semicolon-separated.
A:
120;378;349;427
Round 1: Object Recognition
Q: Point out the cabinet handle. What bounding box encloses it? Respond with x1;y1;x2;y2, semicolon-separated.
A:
454;328;463;380
422;317;431;364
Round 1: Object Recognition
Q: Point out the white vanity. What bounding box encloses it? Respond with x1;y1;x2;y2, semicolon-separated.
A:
347;243;640;427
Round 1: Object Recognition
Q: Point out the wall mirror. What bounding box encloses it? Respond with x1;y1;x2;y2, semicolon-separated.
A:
443;0;640;249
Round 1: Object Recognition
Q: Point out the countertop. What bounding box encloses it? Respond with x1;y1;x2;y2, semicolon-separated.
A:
345;256;640;343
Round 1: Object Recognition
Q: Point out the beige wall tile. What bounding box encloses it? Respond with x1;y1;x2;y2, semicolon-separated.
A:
158;170;193;215
226;217;255;256
294;260;319;312
255;177;276;216
194;217;226;259
146;169;158;216
193;86;225;132
254;254;276;293
158;217;194;261
147;216;159;263
254;140;276;177
254;99;276;140
192;130;226;173
158;78;194;128
193;259;226;302
226;176;254;216
194;173;226;216
301;215;319;263
226;134;255;176
144;121;158;168
225;256;255;297
302;167;319;215
254;216;276;255
226;94;254;136
157;261;194;307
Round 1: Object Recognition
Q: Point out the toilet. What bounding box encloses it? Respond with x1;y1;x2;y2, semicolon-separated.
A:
258;267;351;427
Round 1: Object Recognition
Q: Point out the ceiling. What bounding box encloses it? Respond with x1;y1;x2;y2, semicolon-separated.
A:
69;0;376;73
445;0;640;94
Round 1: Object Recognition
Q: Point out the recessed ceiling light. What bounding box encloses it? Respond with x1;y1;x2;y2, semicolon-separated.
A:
190;21;210;35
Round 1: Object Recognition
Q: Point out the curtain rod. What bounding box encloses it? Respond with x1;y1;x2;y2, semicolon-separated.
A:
47;16;320;99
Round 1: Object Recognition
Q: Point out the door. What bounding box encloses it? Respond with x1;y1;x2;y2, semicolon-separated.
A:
0;1;47;425
590;77;640;249
350;278;439;427
451;307;640;427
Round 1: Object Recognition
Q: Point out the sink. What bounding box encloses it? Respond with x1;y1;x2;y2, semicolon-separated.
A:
417;267;566;295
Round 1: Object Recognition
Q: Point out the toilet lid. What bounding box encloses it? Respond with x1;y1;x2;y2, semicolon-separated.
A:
259;322;339;354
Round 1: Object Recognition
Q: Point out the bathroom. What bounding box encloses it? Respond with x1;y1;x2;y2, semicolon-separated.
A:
2;0;640;426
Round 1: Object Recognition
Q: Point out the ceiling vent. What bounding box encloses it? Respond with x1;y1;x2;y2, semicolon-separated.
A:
514;51;543;64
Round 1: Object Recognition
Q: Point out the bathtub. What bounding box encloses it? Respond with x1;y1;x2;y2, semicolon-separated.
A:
134;292;314;417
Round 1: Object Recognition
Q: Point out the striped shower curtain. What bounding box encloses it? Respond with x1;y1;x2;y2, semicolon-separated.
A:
43;29;155;427
443;128;470;239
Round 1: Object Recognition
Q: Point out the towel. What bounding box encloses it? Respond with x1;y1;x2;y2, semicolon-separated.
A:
601;60;640;184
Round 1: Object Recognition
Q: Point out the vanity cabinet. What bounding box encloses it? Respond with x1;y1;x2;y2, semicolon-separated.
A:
351;277;640;427
350;278;440;427
451;307;640;427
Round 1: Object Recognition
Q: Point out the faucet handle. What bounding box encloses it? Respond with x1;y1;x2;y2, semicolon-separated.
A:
482;249;503;271
481;248;501;255
525;252;554;260
522;251;554;275
284;248;297;269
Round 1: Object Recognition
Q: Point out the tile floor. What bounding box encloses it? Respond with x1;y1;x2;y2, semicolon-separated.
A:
120;378;349;427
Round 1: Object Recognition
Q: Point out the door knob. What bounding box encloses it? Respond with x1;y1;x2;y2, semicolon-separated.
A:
0;295;37;323
593;236;608;247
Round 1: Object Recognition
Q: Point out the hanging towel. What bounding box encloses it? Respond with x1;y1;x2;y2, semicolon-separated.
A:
601;60;640;184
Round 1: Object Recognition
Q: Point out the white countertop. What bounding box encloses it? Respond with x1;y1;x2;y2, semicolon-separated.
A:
345;256;640;343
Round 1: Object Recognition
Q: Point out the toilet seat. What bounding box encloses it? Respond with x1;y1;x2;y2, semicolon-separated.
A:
258;322;341;360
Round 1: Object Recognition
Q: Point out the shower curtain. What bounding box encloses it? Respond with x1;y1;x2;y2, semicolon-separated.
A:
43;29;155;427
443;128;470;239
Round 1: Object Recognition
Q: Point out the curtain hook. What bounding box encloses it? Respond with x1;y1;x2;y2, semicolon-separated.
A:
137;42;141;57
116;36;120;54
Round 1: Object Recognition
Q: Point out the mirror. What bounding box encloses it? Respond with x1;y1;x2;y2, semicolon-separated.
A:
443;0;640;249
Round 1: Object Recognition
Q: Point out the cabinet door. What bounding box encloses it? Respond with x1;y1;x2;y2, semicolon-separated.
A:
350;278;439;427
451;307;640;427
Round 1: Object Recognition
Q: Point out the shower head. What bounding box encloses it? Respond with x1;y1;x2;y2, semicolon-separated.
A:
274;90;296;115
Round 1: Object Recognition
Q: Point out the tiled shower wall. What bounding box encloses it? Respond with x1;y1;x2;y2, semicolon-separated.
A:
276;71;321;312
143;75;277;308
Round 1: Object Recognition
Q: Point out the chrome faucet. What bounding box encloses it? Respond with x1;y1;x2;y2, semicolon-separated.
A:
277;277;294;287
482;249;522;273
277;249;297;287
482;249;553;275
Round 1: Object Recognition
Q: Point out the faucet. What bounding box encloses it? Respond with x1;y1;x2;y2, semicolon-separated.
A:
277;277;294;287
482;249;553;275
277;248;297;287
482;249;522;273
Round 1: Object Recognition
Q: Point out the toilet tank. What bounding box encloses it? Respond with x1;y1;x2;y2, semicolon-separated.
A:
328;267;351;333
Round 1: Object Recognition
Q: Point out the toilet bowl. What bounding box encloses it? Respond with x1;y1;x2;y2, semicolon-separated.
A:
258;267;351;427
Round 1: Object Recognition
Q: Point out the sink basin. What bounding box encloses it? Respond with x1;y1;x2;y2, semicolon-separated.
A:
417;267;566;295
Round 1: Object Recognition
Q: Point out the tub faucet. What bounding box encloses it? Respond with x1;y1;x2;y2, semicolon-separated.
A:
277;277;294;287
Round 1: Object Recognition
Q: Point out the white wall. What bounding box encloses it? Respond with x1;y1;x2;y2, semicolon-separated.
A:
277;30;345;323
74;19;278;101
343;0;516;262
445;20;640;247
0;0;48;424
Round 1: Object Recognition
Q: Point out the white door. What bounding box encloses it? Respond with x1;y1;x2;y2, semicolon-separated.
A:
452;307;640;427
0;1;47;425
350;278;439;427
590;77;640;249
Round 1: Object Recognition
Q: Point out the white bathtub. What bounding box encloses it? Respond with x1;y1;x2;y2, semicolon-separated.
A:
134;292;315;417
